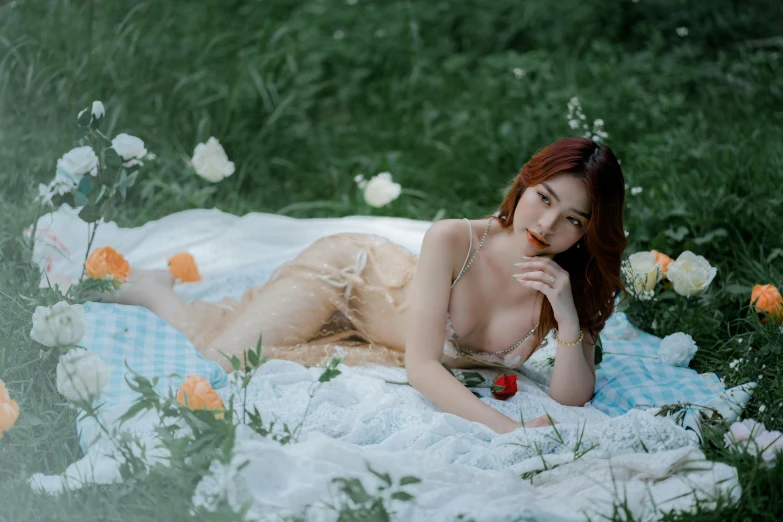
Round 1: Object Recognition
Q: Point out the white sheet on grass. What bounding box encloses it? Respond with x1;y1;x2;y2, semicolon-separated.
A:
26;205;740;521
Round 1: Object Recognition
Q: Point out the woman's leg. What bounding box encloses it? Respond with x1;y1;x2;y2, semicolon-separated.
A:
98;235;407;372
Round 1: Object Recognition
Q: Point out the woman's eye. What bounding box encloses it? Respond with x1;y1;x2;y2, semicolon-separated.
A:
539;192;580;226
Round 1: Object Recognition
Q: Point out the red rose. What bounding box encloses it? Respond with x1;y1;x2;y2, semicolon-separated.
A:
491;373;518;401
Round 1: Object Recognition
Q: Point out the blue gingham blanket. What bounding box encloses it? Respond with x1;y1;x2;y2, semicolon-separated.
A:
76;299;725;452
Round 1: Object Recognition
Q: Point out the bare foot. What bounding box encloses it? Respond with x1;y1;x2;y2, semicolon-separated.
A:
87;269;175;307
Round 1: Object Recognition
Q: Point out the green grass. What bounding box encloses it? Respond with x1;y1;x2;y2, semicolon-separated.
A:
1;0;783;520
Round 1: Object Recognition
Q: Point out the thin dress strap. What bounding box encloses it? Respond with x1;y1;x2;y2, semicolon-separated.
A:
451;217;492;289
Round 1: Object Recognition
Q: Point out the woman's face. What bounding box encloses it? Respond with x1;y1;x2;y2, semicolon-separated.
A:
512;172;592;258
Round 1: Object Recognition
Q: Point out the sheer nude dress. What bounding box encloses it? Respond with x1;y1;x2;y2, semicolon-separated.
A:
168;218;547;372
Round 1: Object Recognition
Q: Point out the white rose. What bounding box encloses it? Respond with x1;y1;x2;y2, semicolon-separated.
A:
191;137;235;182
622;252;661;295
666;251;717;298
362;172;401;208
91;100;105;120
658;332;698;367
56;350;112;402
55;146;99;186
29;301;85;348
111;133;147;162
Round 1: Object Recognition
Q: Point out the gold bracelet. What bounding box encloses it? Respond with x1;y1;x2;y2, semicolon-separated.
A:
554;329;584;346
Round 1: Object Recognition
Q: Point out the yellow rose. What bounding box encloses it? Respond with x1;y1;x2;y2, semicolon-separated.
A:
85;246;131;282
176;375;224;419
0;381;19;439
750;284;783;325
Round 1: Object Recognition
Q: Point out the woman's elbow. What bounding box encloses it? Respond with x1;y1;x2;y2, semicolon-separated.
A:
549;385;595;407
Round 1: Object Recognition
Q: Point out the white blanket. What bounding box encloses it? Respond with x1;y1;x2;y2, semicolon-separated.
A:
27;205;740;521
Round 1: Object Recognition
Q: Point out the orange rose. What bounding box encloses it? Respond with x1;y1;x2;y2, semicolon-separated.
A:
85;246;131;281
750;284;783;325
167;252;201;283
176;375;224;419
650;250;674;279
0;381;19;439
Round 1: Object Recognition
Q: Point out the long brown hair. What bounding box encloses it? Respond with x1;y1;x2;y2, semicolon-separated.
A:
495;137;628;348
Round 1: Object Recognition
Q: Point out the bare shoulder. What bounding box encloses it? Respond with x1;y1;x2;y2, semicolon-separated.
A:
423;219;471;248
421;219;475;276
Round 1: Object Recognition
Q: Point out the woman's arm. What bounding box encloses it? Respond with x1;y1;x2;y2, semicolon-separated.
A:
404;221;522;434
548;323;596;406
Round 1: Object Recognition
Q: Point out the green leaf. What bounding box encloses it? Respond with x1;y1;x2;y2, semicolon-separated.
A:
230;355;241;372
333;477;372;505
692;228;727;246
367;464;392;487
118;401;151;424
74;191;89;207
94;184;107;204
77;175;92;194
390;491;415;502
247;348;259;369
399;476;422;486
664;226;689;242
318;368;342;383
723;283;752;296
766;248;783;263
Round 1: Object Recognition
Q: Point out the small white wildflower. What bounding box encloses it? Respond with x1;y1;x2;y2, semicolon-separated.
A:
728;358;742;369
760;405;767;413
624;230;630;237
145;152;157;161
568;119;581;129
738;338;743;343
676;27;689;37
333;30;345;40
512;67;525;79
758;374;764;380
353;174;367;189
630;186;644;196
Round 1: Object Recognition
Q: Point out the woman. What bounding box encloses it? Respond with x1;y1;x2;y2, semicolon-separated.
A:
100;137;627;434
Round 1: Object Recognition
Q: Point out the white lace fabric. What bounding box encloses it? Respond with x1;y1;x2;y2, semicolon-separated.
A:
29;361;740;521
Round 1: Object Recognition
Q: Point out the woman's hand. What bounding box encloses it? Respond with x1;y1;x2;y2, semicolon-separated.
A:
513;256;579;327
